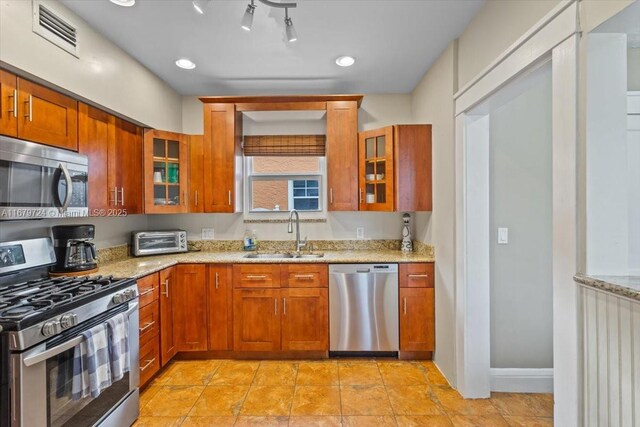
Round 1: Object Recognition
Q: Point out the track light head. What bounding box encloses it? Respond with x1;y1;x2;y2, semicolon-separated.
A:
284;9;297;42
241;1;256;31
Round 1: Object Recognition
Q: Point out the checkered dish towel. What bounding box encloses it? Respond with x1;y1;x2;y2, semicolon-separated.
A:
106;313;130;381
71;323;112;400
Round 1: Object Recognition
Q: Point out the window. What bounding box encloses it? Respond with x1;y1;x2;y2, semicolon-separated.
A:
245;156;325;214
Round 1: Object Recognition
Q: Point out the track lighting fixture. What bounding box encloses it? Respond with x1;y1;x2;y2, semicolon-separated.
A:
241;0;299;42
192;0;204;14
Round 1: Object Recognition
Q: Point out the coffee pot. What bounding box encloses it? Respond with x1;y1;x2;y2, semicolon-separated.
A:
50;225;98;274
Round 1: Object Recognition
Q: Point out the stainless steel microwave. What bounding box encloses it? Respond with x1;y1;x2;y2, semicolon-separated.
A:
131;230;188;256
0;136;88;219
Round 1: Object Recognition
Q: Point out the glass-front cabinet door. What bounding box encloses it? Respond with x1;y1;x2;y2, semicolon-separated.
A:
143;129;189;213
358;126;394;211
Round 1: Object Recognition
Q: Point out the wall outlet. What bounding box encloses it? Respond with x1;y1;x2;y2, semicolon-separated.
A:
202;228;215;240
498;227;508;244
356;227;365;239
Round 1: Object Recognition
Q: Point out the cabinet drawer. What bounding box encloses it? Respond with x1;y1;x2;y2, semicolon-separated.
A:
233;264;281;288
139;302;159;347
137;273;159;307
399;263;434;288
139;337;160;387
281;264;328;288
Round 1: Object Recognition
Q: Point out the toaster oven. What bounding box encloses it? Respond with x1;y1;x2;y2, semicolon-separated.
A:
131;230;188;256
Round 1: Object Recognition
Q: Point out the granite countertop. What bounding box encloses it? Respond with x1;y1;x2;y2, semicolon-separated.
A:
97;250;435;280
574;274;640;301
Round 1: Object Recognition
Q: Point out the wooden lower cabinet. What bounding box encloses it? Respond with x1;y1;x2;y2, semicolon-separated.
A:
137;273;160;387
281;288;328;351
159;267;176;366
399;287;435;351
173;264;208;351
233;289;281;351
208;265;232;350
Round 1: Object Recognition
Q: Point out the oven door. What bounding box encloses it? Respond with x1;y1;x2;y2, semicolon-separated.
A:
10;301;139;427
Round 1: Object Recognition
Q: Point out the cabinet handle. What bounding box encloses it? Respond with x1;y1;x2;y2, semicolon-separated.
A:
274;298;278;315
139;321;155;334
138;288;154;297
245;275;267;280
110;187;118;206
195;190;199;207
24;95;32;121
215;272;219;289
140;358;156;372
283;297;286;315
294;274;315;280
7;89;17;117
359;188;363;204
161;279;169;297
228;190;232;206
403;297;407;315
330;188;333;204
183;190;186;206
119;187;125;206
408;274;429;278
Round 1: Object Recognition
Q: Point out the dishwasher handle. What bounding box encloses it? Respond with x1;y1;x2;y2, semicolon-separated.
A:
356;268;371;273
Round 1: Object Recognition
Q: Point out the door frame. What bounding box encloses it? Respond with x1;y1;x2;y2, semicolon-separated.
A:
453;1;580;426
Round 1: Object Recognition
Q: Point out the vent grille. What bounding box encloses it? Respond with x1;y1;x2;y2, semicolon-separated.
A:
32;1;79;57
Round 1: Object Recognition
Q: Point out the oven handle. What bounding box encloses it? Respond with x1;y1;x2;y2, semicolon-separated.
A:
23;301;139;367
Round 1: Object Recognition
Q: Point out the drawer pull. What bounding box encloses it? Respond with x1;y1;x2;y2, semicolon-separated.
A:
245;275;267;280
139;288;154;297
140;358;156;372
274;298;278;315
215;272;219;289
294;274;315;280
8;89;17;117
403;297;407;315
283;297;286;315
139;321;156;334
408;274;429;278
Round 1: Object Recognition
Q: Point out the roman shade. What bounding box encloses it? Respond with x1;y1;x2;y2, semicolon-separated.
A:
242;135;326;156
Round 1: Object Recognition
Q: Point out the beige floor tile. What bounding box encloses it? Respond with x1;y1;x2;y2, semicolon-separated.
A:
240;386;295;416
502;416;554;427
432;386;498;416
491;393;554;418
395;415;453;426
341;415;397;427
180;416;237;426
338;361;383;385
208;361;260;385
253;361;298;386
290;386;341;416
289;415;342;426
297;361;339;385
386;386;442;416
340;385;393;416
140;384;162;408
234;416;290;426
161;360;221;386
140;386;204;417
131;416;184;427
418;362;450;387
188;385;249;416
449;415;510;427
378;362;429;386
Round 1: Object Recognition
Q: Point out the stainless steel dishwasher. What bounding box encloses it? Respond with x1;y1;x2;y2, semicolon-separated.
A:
329;264;399;355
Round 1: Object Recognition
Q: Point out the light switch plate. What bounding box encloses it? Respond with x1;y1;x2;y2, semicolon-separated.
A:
498;227;508;244
356;227;365;239
202;228;215;240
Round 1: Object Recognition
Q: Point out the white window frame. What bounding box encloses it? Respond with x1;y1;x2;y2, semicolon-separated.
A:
243;157;327;221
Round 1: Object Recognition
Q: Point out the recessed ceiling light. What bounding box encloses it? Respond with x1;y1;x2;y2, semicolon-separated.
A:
175;59;196;70
109;0;135;7
336;56;355;67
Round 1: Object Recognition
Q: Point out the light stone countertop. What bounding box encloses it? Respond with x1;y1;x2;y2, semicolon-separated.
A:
574;274;640;301
97;250;435;280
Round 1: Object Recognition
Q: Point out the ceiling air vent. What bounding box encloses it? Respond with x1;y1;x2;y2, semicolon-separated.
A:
32;1;79;57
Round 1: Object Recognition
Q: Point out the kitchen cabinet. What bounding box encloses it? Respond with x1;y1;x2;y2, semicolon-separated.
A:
159;267;176;366
203;103;243;213
358;125;432;212
173;264;208;351
233;288;281;351
399;263;435;352
143;129;189;213
137;273;160;387
0;72;78;150
326;100;358;211
281;287;328;351
208;265;233;351
188;135;204;212
114;118;144;214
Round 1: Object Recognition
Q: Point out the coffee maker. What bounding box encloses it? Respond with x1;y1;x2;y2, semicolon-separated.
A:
50;225;98;275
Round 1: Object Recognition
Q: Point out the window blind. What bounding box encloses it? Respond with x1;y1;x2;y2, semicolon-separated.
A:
243;135;326;156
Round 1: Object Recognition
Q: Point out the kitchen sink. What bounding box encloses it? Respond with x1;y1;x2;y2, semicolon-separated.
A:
243;253;294;259
243;252;325;259
292;253;325;258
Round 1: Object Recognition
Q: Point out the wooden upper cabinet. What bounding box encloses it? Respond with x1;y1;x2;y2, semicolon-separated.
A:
143;129;189;213
203;103;242;213
114;118;144;214
208;265;233;351
173;264;209;351
233;288;281;351
16;77;78;151
189;135;204;213
78;103;115;212
0;70;18;137
281;288;328;351
359;126;395;211
159;267;176;366
326;100;358;211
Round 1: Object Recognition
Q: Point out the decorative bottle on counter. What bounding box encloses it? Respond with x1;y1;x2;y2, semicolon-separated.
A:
401;213;413;252
243;229;255;251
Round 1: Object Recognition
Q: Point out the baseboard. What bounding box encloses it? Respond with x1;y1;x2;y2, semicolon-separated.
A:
490;368;554;393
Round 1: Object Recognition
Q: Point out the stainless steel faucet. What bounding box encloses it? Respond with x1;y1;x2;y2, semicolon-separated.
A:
287;209;307;253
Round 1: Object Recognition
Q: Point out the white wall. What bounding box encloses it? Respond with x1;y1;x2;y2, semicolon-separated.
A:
629;48;640;90
488;69;553;369
0;0;182;131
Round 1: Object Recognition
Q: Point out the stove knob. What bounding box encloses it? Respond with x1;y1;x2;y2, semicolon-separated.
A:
124;289;137;300
112;293;124;304
60;313;78;329
42;320;60;337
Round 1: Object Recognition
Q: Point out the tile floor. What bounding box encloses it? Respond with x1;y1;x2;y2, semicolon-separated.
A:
135;359;553;427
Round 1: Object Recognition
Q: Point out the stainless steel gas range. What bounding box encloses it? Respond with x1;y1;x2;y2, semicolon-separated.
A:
0;238;139;427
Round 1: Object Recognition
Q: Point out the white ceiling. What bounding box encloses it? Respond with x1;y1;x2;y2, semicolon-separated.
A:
60;0;484;96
